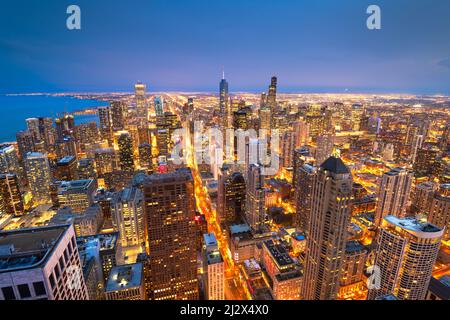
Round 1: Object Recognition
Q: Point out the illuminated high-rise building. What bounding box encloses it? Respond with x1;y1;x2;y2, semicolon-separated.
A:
55;114;75;141
142;168;199;300
0;174;24;216
94;148;117;175
294;163;316;233
314;134;335;165
77;158;96;180
110;101;128;132
98;106;113;143
411;181;439;214
219;72;229;119
202;233;225;300
368;216;443;300
374;168;413;226
428;191;450;241
16;131;35;160
112;187;146;248
267;76;277;111
54;155;78;181
245;164;265;232
26;117;55;151
302;156;353;300
0;225;88;300
293;119;309;148
0;145;22;179
135;82;148;120
118;133;135;172
154;96;164;117
280;131;295;168
259;107;271;132
24;152;52;204
217;166;246;223
138;143;152;169
56;179;97;214
414;146;441;178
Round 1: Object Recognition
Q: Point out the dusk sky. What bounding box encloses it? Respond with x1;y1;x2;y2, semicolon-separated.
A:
1;0;450;94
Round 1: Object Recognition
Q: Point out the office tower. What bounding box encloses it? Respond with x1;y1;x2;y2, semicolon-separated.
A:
314;134;335;165
49;205;103;237
302;156;353;300
292;147;313;186
112;187;146;248
411;181;439;214
280;131;295;168
262;240;302;300
0;145;22;178
233;109;249;130
368;216;443;300
293;119;310;148
110;101;128;132
76;236;104;300
26;117;55;150
410;134;424;164
74;122;100;153
339;241;368;299
156;129;169;157
350;104;364;131
428;191;450;241
217;166;246;223
25;152;52;204
0;174;24;216
219;72;229;117
94;148;116;175
142;169;199;300
55;136;78;159
259;107;271;132
0;225;88;300
154;96;164;117
77;232;120;281
135;82;148;120
138;143;152;169
414;146;441;177
118;133;135;172
98;106;112;143
294;163;316;233
202;233;225;300
16;131;35;160
56;179;97;213
246;164;266;231
55;114;75;141
105;263;145;300
267;76;277;111
54;156;78;181
77;158;96;180
374;168;413;226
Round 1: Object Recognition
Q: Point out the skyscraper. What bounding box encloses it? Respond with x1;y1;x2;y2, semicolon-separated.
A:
217;166;246;223
16;131;35;160
112;187;146;249
110;101;128;132
142;168;199;300
118;133;135;172
98;106;112;143
302;156;353;300
267;76;277;111
368;216;443;300
374;168;413;226
245;164;266;231
294;163;316;233
202;233;225;300
135;82;148;121
0;174;24;216
24;152;52;204
219;72;230;128
154;96;164;117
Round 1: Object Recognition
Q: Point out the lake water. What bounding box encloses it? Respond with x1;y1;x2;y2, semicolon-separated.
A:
0;95;107;142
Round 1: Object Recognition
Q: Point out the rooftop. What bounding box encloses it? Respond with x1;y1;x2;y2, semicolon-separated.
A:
105;263;143;292
384;216;443;238
320;156;350;174
58;179;95;193
77;232;119;252
264;240;294;267
0;225;69;273
57;156;76;165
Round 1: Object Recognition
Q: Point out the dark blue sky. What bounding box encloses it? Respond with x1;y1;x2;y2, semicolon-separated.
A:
1;0;449;94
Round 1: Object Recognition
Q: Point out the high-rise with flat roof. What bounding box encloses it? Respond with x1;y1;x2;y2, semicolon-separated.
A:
56;179;98;214
368;216;443;300
142;168;199;300
0;225;88;300
0;174;24;216
302;157;353;300
375;168;413;226
25;152;52;204
202;233;225;300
